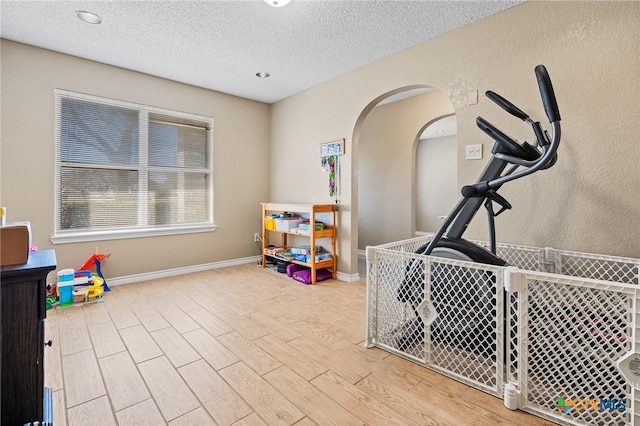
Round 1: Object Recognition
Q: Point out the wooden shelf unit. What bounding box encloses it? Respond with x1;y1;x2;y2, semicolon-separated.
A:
261;203;337;284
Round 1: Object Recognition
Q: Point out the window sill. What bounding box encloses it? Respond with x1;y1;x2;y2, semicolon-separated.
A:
50;224;217;244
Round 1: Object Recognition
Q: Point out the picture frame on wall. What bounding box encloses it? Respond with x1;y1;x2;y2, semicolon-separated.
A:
320;138;345;157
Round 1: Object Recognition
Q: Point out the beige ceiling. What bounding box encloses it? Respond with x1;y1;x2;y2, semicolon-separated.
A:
1;0;522;104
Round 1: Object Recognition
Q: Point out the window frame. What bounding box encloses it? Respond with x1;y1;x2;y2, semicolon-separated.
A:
51;89;215;244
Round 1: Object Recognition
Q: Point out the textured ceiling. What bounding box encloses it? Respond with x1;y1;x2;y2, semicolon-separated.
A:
1;0;522;104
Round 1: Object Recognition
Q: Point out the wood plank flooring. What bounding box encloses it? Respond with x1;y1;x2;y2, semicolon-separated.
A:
45;263;557;425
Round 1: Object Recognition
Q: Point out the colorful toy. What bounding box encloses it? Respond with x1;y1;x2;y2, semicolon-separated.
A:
57;269;75;307
73;287;89;304
45;283;57;310
86;276;105;300
50;250;111;309
78;250;111;292
74;269;92;284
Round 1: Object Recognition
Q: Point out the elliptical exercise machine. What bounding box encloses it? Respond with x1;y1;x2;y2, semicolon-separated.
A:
397;65;561;351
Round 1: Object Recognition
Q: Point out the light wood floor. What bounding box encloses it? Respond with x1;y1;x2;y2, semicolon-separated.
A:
45;263;556;425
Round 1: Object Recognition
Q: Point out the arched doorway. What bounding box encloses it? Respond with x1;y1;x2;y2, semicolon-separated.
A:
354;87;456;275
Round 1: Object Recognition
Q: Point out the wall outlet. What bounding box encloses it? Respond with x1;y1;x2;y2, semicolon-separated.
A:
465;144;483;160
254;232;261;242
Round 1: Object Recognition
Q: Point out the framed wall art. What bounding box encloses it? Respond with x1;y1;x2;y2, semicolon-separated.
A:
320;138;345;157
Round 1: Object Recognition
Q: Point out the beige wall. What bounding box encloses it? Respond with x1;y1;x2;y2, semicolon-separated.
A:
271;1;640;276
357;90;455;248
416;134;458;233
1;40;271;278
2;2;638;281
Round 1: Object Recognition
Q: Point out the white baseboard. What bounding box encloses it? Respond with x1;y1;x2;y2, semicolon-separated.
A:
336;271;362;283
106;255;360;286
415;231;434;237
107;256;261;287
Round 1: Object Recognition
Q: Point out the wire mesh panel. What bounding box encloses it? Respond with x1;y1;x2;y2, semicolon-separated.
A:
366;246;427;363
426;259;505;394
366;239;505;396
552;250;640;285
474;241;548;273
366;237;639;425
516;272;635;426
366;236;433;355
379;235;433;255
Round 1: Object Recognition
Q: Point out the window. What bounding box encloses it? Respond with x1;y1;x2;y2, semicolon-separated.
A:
52;90;214;243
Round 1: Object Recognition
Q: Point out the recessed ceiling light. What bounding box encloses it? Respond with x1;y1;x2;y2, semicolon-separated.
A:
264;0;292;7
256;71;271;78
76;10;103;24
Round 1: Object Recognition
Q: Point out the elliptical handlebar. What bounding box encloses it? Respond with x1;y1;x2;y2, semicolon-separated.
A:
485;90;529;121
465;65;561;195
535;65;561;123
486;66;560;125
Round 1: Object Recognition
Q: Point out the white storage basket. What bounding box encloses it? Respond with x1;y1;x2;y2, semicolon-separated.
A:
275;217;303;232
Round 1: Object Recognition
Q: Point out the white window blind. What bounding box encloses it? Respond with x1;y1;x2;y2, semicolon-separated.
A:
53;90;214;243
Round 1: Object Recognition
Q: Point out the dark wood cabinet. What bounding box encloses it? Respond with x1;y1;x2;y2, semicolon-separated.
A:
1;250;56;425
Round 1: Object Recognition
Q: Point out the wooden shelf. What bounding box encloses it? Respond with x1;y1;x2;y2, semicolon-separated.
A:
268;254;334;270
275;228;334;238
261;203;337;284
262;203;336;214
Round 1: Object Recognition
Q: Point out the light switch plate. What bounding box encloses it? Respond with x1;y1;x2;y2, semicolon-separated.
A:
465;144;483;160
